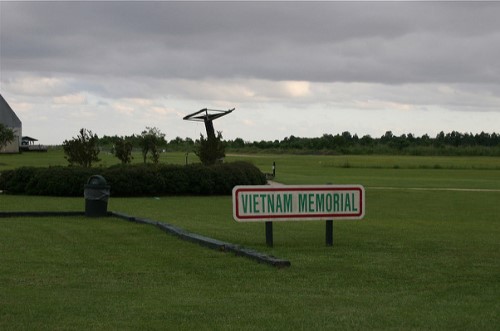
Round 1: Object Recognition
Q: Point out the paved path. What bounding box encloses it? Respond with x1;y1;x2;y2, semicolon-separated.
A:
367;186;500;192
266;181;500;192
267;180;285;187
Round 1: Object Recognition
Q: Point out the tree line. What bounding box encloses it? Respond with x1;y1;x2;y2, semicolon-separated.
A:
63;127;170;167
229;130;500;150
3;122;499;158
62;128;500;168
99;130;500;156
63;127;225;167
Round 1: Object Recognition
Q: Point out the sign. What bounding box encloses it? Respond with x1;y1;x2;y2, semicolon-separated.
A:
232;185;365;222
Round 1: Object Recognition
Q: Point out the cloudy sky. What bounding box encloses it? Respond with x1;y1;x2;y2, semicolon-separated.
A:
1;1;499;145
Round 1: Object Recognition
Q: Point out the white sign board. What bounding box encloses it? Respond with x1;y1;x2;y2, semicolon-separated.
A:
232;185;365;222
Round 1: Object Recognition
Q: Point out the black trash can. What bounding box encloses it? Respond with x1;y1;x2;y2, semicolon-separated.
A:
84;175;110;217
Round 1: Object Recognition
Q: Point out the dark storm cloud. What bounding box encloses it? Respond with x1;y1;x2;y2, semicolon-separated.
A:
1;1;500;84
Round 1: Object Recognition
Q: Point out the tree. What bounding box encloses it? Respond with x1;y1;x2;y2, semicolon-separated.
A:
195;131;226;165
139;127;166;163
62;128;101;167
359;134;374;146
232;137;245;148
0;123;15;150
381;131;394;143
112;138;133;164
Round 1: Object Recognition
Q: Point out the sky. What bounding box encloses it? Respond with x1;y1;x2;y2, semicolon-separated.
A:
1;1;500;145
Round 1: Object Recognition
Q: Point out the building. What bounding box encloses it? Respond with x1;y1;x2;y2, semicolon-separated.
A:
0;94;22;153
21;136;47;152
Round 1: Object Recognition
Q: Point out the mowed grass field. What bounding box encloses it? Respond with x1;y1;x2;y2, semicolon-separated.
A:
1;150;499;330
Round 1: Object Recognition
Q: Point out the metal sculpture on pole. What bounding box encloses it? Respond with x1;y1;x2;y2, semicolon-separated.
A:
183;108;234;165
183;108;234;142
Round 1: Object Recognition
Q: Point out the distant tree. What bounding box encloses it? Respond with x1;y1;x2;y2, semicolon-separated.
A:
139;127;166;163
332;134;348;148
98;134;121;147
359;134;374;146
381;131;394;143
169;136;184;147
0;123;15;150
195;131;226;165
112;138;133;164
62;128;100;167
167;136;196;152
232;137;245;148
341;131;352;141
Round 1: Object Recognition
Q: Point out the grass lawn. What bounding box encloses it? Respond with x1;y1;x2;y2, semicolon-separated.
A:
0;148;194;171
1;152;499;329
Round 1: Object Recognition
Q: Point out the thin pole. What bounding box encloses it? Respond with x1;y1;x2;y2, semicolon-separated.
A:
266;221;273;247
326;220;333;246
325;182;334;246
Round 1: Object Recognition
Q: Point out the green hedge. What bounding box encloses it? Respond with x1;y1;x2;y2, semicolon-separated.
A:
0;162;266;197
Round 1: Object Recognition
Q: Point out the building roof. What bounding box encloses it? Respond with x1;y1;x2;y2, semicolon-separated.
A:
0;94;22;128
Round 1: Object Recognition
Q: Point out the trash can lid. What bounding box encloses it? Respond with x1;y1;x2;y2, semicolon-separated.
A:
87;175;108;186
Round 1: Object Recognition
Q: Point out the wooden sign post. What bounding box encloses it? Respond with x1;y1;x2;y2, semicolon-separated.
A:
232;185;365;247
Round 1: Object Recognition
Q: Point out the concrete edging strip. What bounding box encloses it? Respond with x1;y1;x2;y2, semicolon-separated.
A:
0;211;85;217
110;211;291;268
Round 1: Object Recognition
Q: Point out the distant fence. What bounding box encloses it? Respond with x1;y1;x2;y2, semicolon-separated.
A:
20;145;48;152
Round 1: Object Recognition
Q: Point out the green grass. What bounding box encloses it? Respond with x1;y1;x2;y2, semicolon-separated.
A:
226;153;500;169
225;154;500;190
0;148;197;171
1;153;499;329
2;149;500;172
1;217;276;330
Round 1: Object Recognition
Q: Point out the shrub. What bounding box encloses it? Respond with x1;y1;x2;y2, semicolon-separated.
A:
112;138;133;164
62;128;101;167
139;127;166;164
25;167;94;196
0;167;38;194
195;131;226;166
0;162;266;197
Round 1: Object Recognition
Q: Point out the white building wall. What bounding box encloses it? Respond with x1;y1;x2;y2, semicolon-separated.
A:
0;126;21;153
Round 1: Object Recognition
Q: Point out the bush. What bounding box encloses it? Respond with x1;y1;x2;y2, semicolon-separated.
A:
25;167;95;196
0;167;39;194
112;138;133;164
195;131;226;166
62;128;101;167
0;162;266;197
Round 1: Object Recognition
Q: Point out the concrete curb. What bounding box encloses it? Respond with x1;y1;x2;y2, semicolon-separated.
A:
0;211;85;217
110;211;291;268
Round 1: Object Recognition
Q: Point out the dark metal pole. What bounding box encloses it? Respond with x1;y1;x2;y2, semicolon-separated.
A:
326;220;333;246
204;119;216;141
326;182;333;246
266;221;273;247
